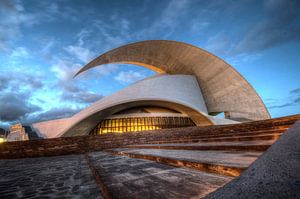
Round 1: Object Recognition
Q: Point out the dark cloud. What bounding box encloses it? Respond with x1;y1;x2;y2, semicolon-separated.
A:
268;102;294;109
60;84;103;104
0;92;41;122
235;0;300;53
0;71;44;92
268;87;300;109
33;107;81;122
61;92;103;104
290;88;300;94
0;75;9;91
294;97;300;104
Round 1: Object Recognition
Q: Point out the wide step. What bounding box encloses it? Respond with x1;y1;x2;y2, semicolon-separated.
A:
124;140;275;151
88;151;232;199
108;148;262;177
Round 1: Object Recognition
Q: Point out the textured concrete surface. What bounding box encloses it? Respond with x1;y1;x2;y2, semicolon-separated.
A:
76;40;270;121
110;148;262;168
0;155;102;198
205;120;300;199
88;151;232;199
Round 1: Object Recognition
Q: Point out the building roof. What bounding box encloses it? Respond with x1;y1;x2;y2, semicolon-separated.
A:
76;40;270;121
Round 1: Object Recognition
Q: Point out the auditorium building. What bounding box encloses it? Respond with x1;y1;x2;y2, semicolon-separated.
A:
32;40;270;138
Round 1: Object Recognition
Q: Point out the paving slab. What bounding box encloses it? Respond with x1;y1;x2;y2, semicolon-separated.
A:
0;155;102;198
88;151;232;199
110;148;262;168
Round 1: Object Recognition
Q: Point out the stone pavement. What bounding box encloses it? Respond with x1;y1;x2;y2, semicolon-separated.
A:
88;151;232;199
0;155;102;199
0;151;232;199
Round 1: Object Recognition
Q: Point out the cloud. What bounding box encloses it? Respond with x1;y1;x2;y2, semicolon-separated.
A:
77;29;92;46
234;0;300;54
10;46;29;58
51;58;81;81
96;64;119;76
268;87;300;109
290;88;300;94
0;1;78;52
65;45;94;63
0;71;44;92
294;97;300;104
0;0;25;51
114;70;146;84
32;107;80;122
61;84;103;104
0;92;41;122
137;0;191;38
92;18;130;51
268;102;294;109
205;33;233;55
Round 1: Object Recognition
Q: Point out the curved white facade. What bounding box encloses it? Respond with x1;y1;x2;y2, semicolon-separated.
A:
33;75;237;138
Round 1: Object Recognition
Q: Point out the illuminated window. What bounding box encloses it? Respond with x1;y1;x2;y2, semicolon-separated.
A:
90;116;195;135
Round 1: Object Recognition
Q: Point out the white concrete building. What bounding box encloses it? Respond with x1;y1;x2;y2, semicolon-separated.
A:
32;40;270;138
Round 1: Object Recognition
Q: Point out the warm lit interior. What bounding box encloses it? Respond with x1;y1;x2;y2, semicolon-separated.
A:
90;116;195;135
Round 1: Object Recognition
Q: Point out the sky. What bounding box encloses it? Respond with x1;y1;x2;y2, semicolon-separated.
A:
0;0;299;129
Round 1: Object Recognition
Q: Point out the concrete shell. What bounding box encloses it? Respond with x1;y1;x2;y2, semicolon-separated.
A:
76;40;270;121
34;75;230;138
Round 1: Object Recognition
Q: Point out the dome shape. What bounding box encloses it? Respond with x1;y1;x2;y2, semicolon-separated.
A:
76;40;270;121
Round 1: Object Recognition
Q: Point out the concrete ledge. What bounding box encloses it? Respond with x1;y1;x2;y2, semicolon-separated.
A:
124;144;272;152
107;150;245;177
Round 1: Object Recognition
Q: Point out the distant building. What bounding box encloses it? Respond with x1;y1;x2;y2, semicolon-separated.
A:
0;128;6;143
7;123;29;142
0;127;7;137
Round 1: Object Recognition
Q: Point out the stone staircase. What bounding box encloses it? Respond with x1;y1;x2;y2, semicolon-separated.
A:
92;114;300;198
0;114;299;198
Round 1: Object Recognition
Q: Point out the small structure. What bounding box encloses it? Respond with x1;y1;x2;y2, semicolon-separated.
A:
0;128;7;143
7;123;29;142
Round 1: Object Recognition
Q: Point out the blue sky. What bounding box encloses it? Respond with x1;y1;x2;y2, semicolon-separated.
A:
0;0;299;128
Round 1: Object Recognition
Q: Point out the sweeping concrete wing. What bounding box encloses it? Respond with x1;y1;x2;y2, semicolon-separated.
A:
75;40;270;121
34;75;228;137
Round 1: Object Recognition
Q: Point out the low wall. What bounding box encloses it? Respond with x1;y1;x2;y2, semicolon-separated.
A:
0;114;299;159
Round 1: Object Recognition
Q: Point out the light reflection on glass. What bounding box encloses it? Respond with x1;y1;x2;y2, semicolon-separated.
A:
90;117;195;135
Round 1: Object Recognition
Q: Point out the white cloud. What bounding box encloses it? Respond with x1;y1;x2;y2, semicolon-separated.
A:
115;70;146;84
96;64;119;76
204;33;233;55
10;47;29;58
137;0;191;38
0;1;78;52
65;45;94;63
77;29;92;46
51;58;81;81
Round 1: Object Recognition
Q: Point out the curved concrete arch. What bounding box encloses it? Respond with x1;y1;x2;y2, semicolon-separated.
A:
34;75;229;138
61;75;212;136
75;40;270;121
62;99;213;137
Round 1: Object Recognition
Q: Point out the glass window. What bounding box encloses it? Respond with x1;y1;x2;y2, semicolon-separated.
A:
90;116;195;135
